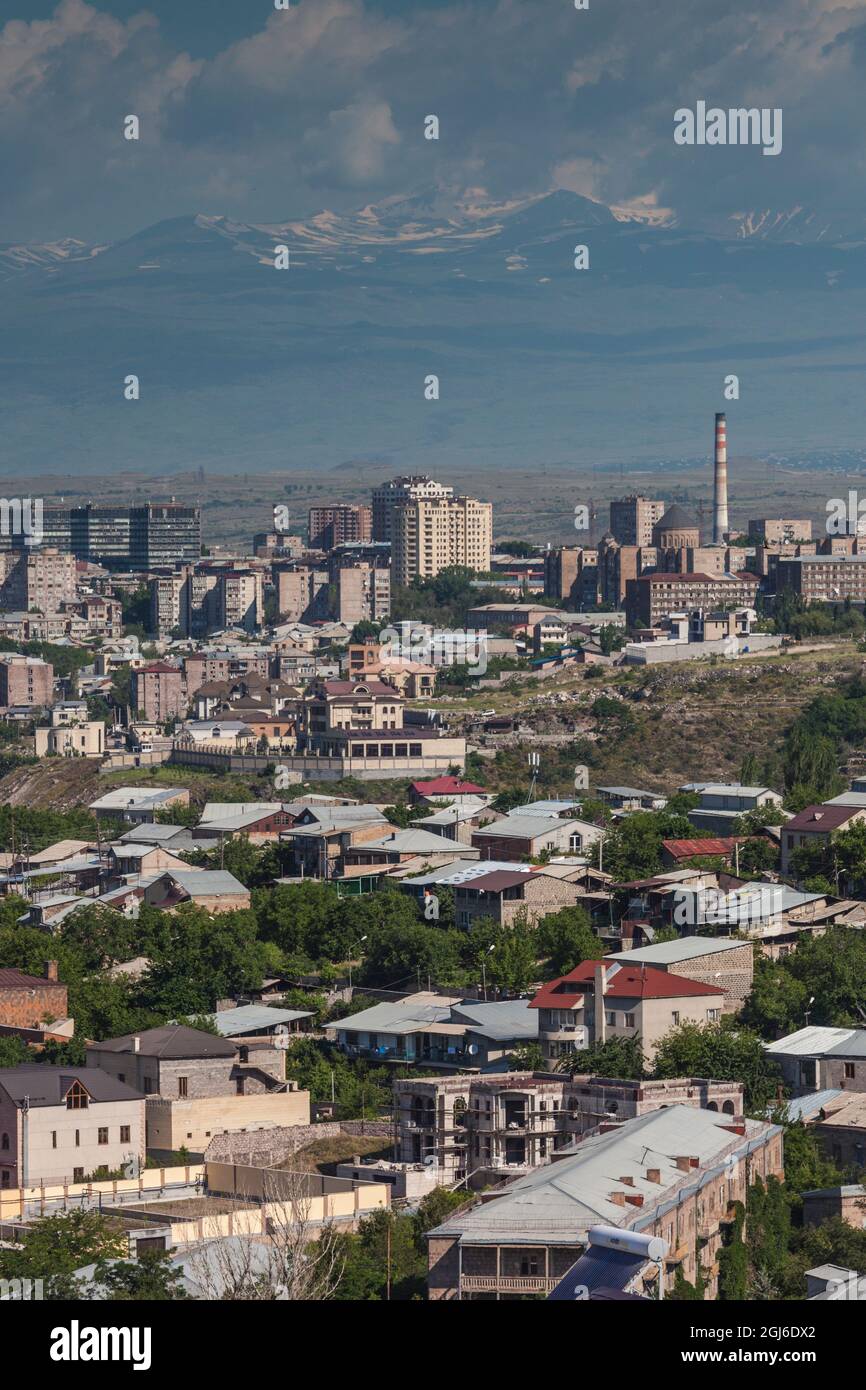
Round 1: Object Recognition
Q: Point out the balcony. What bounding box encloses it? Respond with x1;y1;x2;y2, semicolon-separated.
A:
460;1274;559;1295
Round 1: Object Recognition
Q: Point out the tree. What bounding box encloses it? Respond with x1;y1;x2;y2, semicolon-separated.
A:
718;1201;748;1301
0;1210;127;1300
535;905;601;977
509;1042;545;1071
94;1249;188;1301
652;1020;781;1111
559;1034;646;1080
595;808;706;881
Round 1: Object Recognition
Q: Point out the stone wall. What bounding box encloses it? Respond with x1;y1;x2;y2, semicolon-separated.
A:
204;1119;393;1167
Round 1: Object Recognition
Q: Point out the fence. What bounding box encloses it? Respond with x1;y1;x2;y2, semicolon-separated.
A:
0;1164;204;1222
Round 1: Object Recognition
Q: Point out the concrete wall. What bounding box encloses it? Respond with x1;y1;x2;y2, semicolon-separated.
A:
146;1090;310;1152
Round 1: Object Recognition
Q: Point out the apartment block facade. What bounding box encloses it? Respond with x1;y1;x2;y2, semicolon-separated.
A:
0;654;53;708
391;494;492;585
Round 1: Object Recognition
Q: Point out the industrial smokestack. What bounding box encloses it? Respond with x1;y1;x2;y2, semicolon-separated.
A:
713;412;729;544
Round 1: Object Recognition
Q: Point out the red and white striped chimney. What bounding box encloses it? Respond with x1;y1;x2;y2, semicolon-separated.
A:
713;412;728;544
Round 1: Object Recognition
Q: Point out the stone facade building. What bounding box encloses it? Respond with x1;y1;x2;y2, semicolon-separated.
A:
0;964;67;1031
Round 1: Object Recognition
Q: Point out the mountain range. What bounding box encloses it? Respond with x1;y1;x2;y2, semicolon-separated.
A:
2;187;865;477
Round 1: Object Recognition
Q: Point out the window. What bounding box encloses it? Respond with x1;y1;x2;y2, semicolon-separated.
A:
624;1013;636;1029
845;1063;856;1080
65;1080;89;1109
51;1131;57;1149
98;1128;109;1145
117;1073;125;1084
73;1167;84;1183
605;1010;617;1026
671;1012;680;1026
0;1134;7;1151
177;1076;189;1098
707;1009;720;1023
75;1130;80;1147
120;1126;131;1144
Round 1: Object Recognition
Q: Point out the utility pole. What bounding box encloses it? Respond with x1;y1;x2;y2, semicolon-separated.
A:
386;1222;392;1301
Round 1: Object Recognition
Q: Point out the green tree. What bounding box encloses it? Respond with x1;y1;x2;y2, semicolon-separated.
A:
95;1248;188;1301
559;1034;646;1080
0;1210;127;1300
535;905;601;977
652;1020;781;1112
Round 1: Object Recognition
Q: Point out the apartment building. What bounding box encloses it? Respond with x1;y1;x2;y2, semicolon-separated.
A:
372;475;453;543
149;567;191;638
308;504;372;550
0;654;53;709
0;1066;145;1188
426;1105;784;1300
217;569;263;632
396;1072;743;1186
682;781;784;834
183;649;271;695
776;554;866;603
625;571;760;627
391;494;492;585
130;663;186;723
0;547;78;612
610;495;666;547
530;959;727;1067
302;678;404;739
275;565;329;623
749;518;813;544
130;503;201;568
332;561;391;625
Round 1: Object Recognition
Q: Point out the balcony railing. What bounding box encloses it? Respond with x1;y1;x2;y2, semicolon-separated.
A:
460;1274;559;1294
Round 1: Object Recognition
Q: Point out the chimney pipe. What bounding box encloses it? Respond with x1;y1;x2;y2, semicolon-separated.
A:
594;962;607;1046
45;960;58;982
713;412;728;545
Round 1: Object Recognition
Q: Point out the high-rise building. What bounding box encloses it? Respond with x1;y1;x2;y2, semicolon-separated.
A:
609;495;666;548
276;566;329;623
0;548;77;613
308;505;372;550
372;476;454;543
130;503;201;569
391;494;492;586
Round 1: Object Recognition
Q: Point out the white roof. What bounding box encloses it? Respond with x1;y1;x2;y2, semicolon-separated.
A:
200;802;283;823
89;787;187;811
765;1027;858;1058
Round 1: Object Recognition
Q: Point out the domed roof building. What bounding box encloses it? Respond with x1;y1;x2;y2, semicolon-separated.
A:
652;504;700;551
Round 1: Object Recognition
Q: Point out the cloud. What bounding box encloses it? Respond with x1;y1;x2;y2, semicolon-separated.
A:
1;0;865;241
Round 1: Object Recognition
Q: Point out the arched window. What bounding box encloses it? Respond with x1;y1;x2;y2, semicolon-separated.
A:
706;1102;718;1112
722;1100;736;1115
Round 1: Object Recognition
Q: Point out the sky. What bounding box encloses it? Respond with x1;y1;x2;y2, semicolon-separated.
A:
2;0;866;244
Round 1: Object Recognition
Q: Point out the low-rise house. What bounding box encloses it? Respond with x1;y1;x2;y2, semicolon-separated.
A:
765;1026;866;1094
0;1066;145;1188
471;814;603;863
408;776;488;807
410;800;497;845
681;782;784;836
530;959;727;1067
597;786;667;812
0;963;68;1033
426;1105;783;1300
803;1185;866;1229
341;827;479;875
210;1005;314;1038
87;1024;308;1155
669;881;866;958
328;992;538;1070
35;719;105;758
142;870;251;914
811;1098;866;1170
89;786;191;824
104;843;196;886
606;936;754;1011
781;803;866;877
453;868;587;929
193;802;296;844
660;836;747;868
396;1072;743;1185
280;806;389;879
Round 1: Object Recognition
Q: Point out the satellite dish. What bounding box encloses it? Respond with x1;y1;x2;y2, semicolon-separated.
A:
467;1043;479;1056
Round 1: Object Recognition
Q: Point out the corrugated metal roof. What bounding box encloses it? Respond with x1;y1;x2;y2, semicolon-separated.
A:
212;1005;314;1036
607;937;749;965
765;1027;858;1057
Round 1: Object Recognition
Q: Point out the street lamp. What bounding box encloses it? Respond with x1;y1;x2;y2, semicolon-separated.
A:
481;942;496;1001
348;935;368;990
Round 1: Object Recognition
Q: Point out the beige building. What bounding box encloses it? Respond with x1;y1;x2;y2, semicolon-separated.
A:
0;1065;145;1188
0;547;77;613
610;495;666;547
35;719;105;758
391;494;492;585
0;654;53;709
372;475;453;543
396;1072;743;1186
87;1024;306;1155
131;662;186;723
530;958;727;1066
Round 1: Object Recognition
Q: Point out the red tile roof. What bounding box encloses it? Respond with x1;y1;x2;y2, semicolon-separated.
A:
529;958;726;1010
410;777;487;795
784;804;863;832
